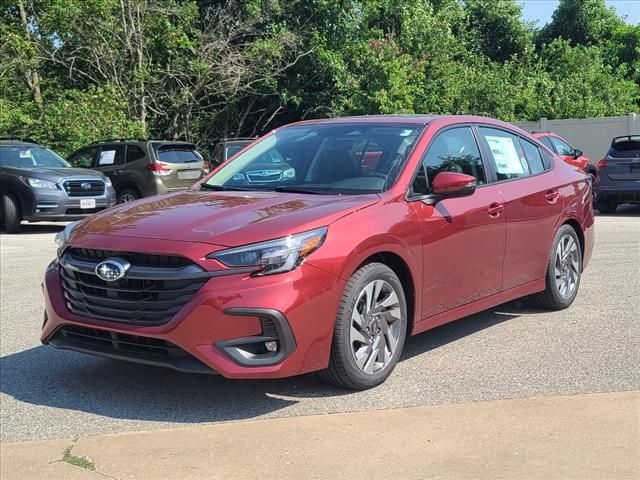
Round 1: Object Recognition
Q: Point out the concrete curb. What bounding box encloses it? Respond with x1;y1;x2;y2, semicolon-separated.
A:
2;391;639;479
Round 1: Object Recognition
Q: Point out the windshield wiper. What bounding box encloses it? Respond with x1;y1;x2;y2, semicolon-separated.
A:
200;183;255;192
274;186;324;195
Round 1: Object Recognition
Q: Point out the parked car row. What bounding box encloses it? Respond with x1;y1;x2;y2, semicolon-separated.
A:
0;136;254;232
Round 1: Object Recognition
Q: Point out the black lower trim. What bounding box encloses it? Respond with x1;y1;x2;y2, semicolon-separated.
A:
46;325;215;374
597;190;640;203
217;308;297;367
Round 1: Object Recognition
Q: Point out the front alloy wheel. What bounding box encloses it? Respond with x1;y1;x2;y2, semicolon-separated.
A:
320;262;407;390
350;279;402;375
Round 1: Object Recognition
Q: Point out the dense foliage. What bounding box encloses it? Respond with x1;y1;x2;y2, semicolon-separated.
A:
1;0;639;156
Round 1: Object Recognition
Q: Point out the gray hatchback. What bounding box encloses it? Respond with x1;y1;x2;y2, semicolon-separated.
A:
596;135;640;213
0;138;116;233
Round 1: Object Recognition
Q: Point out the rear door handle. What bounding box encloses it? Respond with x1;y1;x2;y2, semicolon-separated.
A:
487;202;504;218
545;189;560;203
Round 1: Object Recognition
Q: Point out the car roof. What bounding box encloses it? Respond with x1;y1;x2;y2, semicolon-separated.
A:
285;114;526;131
0;138;42;147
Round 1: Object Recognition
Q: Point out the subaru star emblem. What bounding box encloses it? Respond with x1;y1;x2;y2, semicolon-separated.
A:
95;258;130;282
81;182;92;190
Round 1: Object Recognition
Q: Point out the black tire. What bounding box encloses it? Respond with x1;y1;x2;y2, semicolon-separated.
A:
1;194;21;233
597;198;617;214
319;262;407;390
117;188;141;204
532;224;582;310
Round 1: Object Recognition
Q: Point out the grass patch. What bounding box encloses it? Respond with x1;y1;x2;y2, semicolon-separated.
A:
60;436;96;471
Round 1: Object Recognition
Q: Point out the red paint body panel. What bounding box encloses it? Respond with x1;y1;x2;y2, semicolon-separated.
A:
532;132;596;174
41;115;594;379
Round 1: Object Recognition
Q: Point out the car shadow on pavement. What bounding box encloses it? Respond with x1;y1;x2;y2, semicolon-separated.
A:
594;204;640;217
0;300;533;423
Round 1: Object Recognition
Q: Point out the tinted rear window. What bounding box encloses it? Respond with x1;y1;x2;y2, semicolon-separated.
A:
154;145;202;164
610;139;640;157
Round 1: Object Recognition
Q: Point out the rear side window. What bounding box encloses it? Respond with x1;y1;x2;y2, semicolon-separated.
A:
126;145;146;163
97;146;125;166
520;138;545;174
156;145;202;164
540;149;554;170
479;127;529;180
549;137;573;156
68;147;98;168
413;127;486;195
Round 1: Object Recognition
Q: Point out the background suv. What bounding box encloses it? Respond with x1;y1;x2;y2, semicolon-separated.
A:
68;139;206;203
0;138;115;233
210;137;255;168
595;135;640;213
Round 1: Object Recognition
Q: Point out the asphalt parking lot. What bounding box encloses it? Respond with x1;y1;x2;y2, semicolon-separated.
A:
1;207;639;443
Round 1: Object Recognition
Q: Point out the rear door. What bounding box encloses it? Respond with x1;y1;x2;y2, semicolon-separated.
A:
477;127;563;291
604;136;640;181
152;143;205;188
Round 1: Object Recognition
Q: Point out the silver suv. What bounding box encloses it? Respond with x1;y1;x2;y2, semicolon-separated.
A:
0;138;116;233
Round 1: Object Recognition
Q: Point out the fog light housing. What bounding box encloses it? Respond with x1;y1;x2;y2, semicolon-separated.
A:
264;341;278;352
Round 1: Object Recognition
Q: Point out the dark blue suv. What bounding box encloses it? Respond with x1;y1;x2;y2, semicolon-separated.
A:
595;135;640;213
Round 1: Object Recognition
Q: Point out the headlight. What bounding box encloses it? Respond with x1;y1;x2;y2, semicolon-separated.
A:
208;227;327;276
54;221;81;255
104;177;113;188
22;177;58;189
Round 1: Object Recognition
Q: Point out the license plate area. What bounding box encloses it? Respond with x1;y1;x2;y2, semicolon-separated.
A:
80;199;96;209
178;170;202;180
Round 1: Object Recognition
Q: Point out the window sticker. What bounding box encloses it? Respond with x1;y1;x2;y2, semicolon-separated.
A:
98;150;116;165
19;150;32;158
485;135;524;175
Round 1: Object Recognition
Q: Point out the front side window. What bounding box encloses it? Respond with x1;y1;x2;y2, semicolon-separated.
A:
205;124;424;195
412;127;486;195
479;127;530;180
549;136;574;156
0;145;70;168
68;147;98;168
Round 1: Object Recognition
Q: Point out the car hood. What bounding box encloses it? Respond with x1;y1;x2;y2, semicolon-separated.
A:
75;190;380;246
3;166;106;182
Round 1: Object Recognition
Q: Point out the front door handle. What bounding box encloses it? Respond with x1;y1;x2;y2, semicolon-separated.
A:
545;189;560;204
487;202;504;218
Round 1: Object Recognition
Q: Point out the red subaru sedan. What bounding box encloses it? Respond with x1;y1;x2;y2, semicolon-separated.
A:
42;116;594;389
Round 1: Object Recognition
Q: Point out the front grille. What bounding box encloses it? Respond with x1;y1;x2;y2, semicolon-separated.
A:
49;325;213;373
63;180;105;197
67;248;191;268
59;249;208;325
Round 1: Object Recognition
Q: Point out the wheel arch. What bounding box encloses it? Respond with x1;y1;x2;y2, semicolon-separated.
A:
561;218;585;266
355;251;417;337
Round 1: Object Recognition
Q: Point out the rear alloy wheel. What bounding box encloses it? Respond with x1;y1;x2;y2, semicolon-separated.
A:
319;263;407;390
1;195;22;234
117;188;140;204
533;225;582;310
597;198;617;214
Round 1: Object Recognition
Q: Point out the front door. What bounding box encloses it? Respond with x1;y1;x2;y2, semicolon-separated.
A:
410;126;507;320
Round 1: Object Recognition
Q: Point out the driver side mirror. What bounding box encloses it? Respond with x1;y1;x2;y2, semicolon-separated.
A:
572;148;583;159
431;171;477;200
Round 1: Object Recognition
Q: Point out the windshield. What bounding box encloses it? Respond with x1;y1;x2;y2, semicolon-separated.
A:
0;145;71;168
205;124;424;194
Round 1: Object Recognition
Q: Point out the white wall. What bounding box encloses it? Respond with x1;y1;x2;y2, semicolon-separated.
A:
513;113;639;160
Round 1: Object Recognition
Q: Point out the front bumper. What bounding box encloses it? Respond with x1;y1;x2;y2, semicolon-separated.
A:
41;239;344;379
24;187;116;222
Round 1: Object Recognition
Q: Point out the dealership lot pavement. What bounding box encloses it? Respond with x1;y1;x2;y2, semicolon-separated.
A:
1;207;639;443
